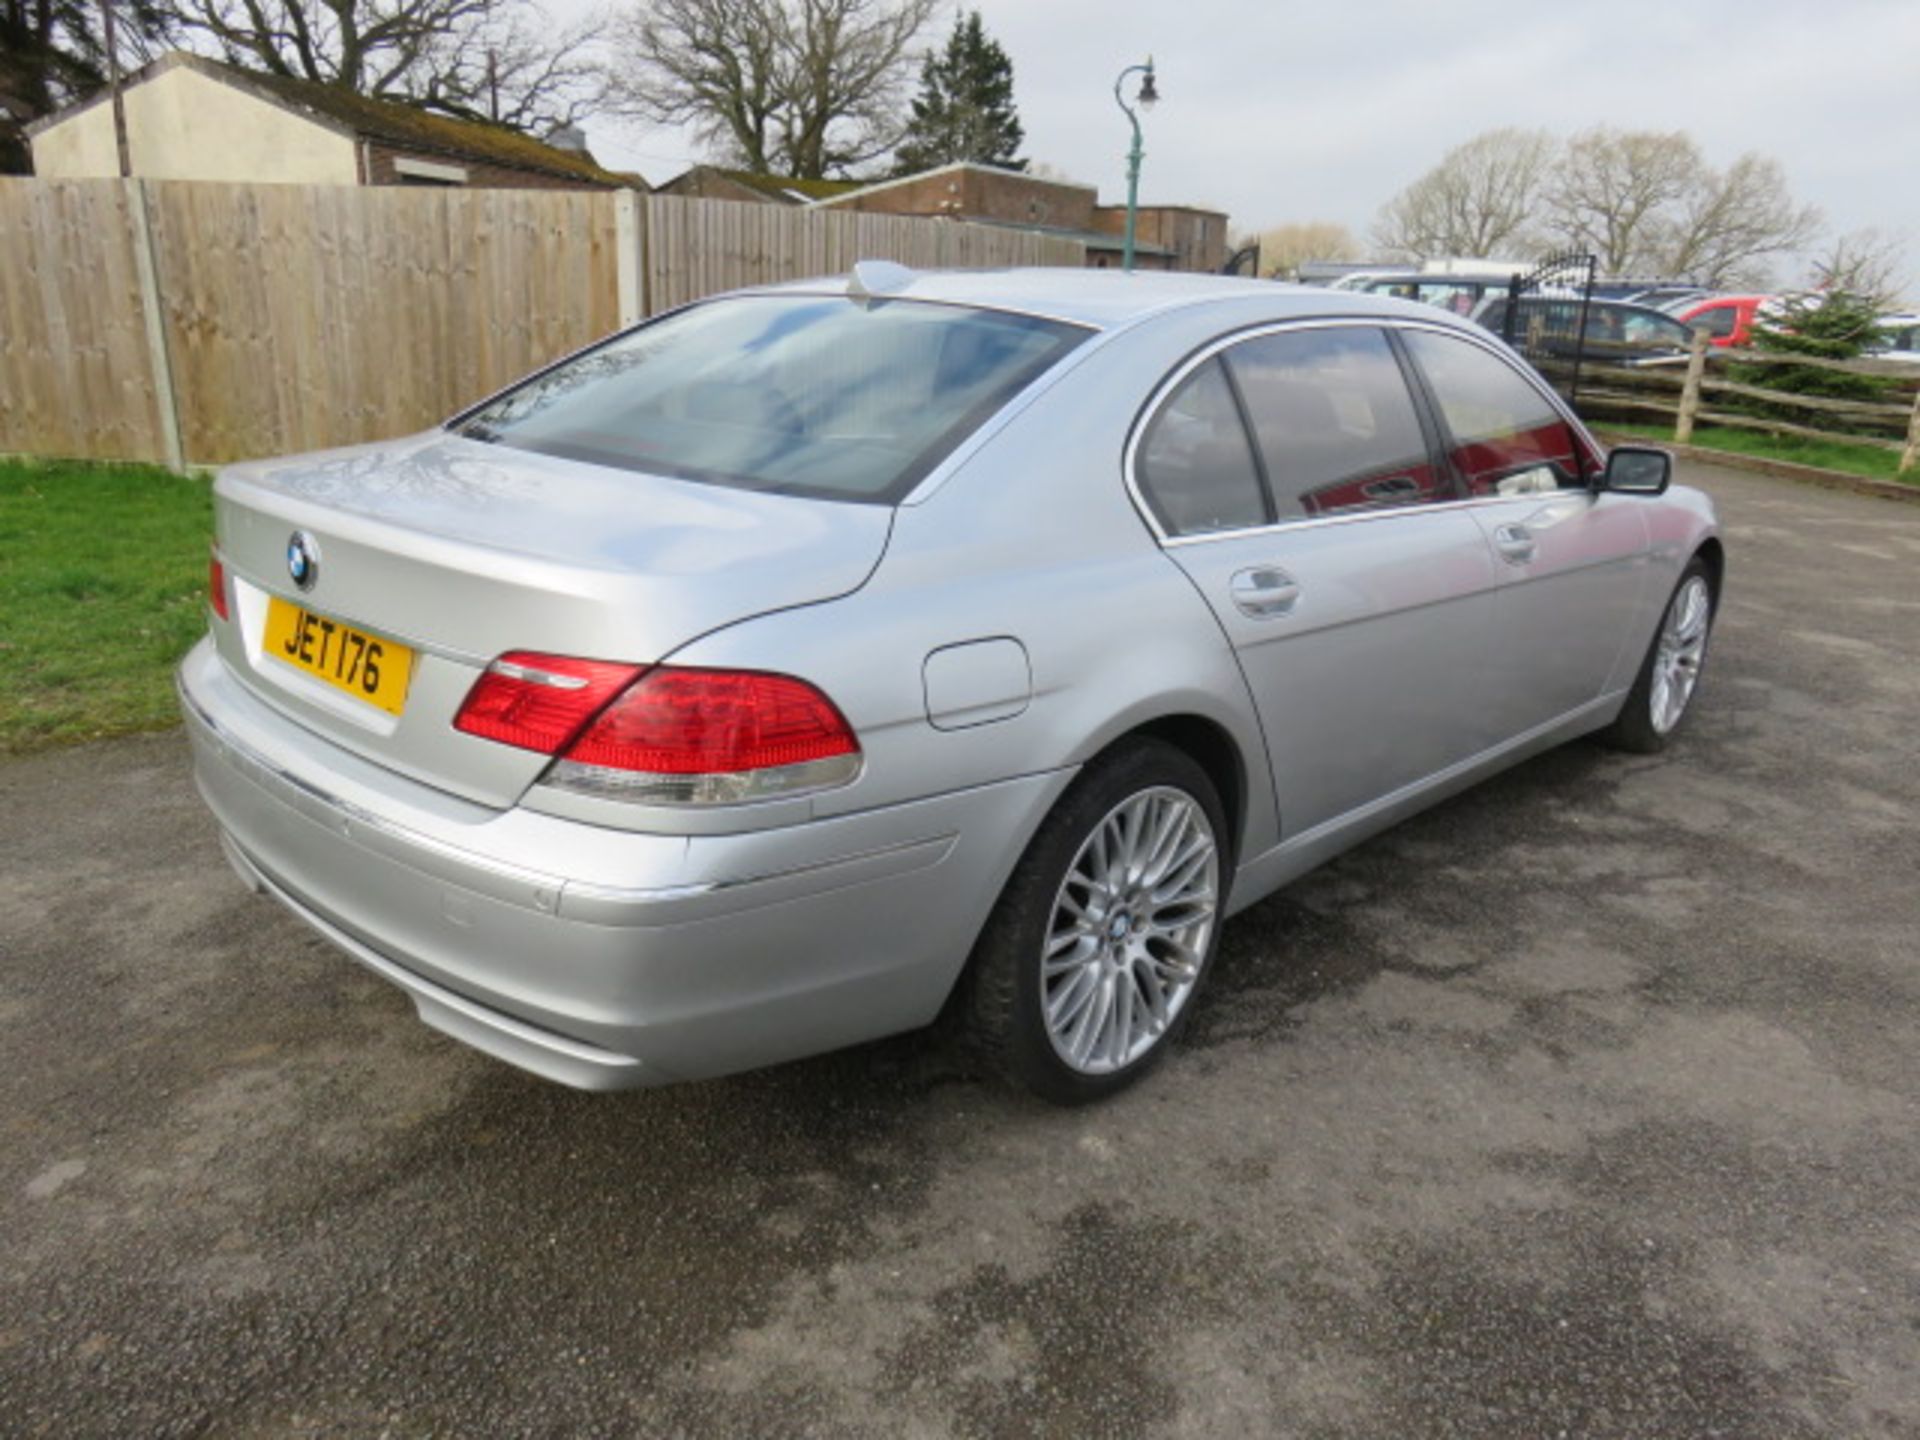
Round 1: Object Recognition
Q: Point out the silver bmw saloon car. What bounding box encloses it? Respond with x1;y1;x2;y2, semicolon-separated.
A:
179;266;1721;1103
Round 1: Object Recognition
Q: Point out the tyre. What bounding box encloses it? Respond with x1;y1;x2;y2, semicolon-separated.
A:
965;738;1229;1104
1599;556;1716;754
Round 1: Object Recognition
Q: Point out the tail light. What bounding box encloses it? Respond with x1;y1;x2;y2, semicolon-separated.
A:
453;652;643;754
208;550;230;622
454;656;861;806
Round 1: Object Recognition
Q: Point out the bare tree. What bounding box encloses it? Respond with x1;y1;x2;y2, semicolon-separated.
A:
1807;227;1911;310
163;0;606;132
1370;128;1556;261
1540;127;1818;284
1660;153;1821;289
1247;220;1360;279
608;0;935;178
1543;127;1702;274
417;8;608;129
608;0;783;171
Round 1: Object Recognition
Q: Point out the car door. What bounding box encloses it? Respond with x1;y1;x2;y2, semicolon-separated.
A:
1399;327;1651;739
1132;322;1503;839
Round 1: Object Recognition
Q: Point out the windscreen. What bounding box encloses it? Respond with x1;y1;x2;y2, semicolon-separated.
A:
458;295;1091;504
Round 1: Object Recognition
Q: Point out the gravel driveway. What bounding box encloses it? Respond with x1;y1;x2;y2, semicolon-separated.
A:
4;460;1917;1438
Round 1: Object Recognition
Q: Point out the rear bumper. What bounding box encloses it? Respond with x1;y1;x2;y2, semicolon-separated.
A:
177;638;1070;1088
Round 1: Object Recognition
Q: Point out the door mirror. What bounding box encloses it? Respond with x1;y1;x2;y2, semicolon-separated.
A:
1602;445;1672;496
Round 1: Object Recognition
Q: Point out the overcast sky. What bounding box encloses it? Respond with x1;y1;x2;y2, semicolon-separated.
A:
572;0;1919;290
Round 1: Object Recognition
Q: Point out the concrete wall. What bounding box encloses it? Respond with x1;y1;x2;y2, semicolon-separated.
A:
31;65;357;184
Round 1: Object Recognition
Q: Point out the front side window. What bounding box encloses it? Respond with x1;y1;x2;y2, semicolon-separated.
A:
1622;309;1694;348
459;296;1090;504
1135;358;1269;537
1687;305;1737;340
1403;330;1586;496
1226;327;1443;519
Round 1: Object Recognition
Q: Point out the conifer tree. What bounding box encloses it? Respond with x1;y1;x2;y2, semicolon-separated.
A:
892;9;1023;175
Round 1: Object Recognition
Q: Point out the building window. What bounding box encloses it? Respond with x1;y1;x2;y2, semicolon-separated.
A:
393;157;469;186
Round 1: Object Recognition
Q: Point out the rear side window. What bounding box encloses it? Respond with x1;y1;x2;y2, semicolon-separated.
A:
1226;327;1444;519
1402;330;1584;496
1135;358;1269;537
458;296;1089;504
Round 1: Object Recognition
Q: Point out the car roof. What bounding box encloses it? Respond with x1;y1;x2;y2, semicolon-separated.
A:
1499;296;1674;314
744;267;1455;331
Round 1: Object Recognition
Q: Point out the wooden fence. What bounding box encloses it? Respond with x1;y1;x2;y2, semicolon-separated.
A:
0;178;1085;468
1555;331;1920;476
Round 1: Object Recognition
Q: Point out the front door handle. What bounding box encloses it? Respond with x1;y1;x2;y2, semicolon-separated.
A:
1230;566;1301;618
1492;523;1537;564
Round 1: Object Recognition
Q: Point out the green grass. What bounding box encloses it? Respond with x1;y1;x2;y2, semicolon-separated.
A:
1603;420;1916;487
0;458;213;754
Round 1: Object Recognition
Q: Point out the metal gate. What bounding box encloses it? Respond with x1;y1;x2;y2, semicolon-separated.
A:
1501;251;1598;404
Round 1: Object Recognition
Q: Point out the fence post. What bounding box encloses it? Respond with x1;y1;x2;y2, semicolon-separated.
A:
614;188;643;327
1900;385;1920;476
126;179;185;470
1675;329;1709;445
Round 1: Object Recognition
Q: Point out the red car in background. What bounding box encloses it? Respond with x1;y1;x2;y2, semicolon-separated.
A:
1669;294;1773;348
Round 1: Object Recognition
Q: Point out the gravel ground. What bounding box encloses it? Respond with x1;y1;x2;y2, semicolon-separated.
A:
3;460;1917;1439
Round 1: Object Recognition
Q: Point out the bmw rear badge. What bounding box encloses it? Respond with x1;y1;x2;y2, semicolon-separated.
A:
287;531;320;591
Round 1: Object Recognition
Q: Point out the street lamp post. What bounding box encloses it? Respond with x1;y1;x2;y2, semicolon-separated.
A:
1113;58;1159;273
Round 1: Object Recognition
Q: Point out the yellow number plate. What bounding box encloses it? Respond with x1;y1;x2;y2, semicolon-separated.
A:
263;597;415;716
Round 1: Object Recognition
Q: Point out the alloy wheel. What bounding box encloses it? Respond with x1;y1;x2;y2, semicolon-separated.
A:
1651;574;1712;734
1040;786;1219;1074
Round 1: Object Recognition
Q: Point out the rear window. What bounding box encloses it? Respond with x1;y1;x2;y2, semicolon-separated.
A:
456;295;1090;504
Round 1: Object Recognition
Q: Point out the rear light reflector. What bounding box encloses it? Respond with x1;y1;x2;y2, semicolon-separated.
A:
208;550;230;621
453;652;643;755
551;667;862;806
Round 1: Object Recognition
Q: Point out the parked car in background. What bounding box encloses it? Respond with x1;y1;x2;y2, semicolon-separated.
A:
1473;296;1700;365
1867;313;1920;365
1668;294;1775;348
1343;273;1504;316
1620;284;1711;309
179;269;1721;1103
1327;259;1530;313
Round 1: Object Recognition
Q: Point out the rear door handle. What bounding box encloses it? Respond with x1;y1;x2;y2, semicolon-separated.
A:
1492;523;1537;564
1229;566;1301;618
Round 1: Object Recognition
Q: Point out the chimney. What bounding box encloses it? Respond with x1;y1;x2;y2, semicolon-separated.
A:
546;125;589;155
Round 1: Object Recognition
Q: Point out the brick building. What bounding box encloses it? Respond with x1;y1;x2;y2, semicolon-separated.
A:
813;162;1228;272
28;52;641;191
657;165;863;206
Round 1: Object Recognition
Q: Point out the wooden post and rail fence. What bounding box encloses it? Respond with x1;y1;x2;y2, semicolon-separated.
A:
0;178;1086;471
1540;330;1920;478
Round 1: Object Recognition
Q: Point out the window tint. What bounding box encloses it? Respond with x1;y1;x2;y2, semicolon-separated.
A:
1622;309;1692;348
459;296;1088;504
1226;327;1444;519
1403;330;1584;497
1421;283;1482;317
1135;357;1269;536
1582;307;1623;345
1687;305;1737;339
1489;299;1588;344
